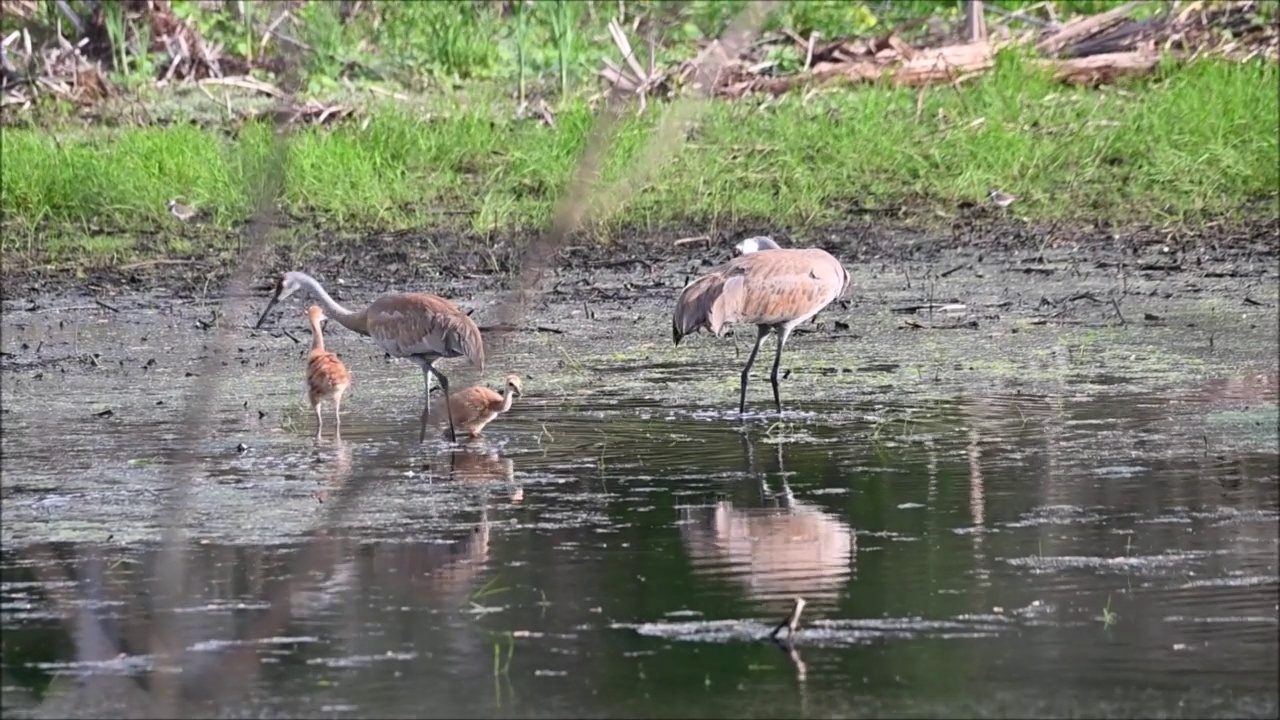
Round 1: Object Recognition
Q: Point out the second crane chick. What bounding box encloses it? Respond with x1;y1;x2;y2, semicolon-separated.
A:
305;305;352;438
428;374;523;440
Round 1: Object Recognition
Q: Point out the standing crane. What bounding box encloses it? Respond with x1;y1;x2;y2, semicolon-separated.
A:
304;305;352;439
255;271;484;443
672;238;849;415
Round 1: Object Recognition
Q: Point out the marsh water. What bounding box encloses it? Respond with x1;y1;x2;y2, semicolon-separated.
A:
2;276;1278;718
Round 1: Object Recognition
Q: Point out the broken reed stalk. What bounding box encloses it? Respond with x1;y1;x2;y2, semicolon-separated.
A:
143;91;296;720
11;3;308;716
770;596;807;642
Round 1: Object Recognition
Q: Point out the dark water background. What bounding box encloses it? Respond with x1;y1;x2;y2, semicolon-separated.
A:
3;349;1276;719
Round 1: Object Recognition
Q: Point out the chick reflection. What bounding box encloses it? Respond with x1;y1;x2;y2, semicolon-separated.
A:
314;434;354;504
448;438;514;482
441;438;523;504
679;433;855;615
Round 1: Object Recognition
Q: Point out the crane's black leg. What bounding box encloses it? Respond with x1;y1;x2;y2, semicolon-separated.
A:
431;364;458;443
739;325;771;415
769;324;794;415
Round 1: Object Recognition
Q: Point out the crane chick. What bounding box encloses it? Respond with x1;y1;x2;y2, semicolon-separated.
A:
427;374;523;440
305;305;352;438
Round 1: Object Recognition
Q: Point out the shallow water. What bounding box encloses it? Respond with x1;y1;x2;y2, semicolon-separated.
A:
2;302;1278;719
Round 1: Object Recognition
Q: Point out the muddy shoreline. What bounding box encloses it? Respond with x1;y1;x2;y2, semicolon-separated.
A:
2;214;1277;411
3;214;1277;303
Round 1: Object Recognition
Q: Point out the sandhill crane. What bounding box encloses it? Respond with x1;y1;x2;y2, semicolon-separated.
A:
672;240;849;414
427;374;523;439
304;305;352;439
255;271;484;442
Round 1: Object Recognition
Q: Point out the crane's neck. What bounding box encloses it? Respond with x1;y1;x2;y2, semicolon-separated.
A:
292;272;368;335
499;387;517;413
307;315;326;353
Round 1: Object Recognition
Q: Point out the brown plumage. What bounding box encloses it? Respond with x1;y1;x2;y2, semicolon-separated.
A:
673;241;849;414
305;306;352;438
255;271;484;442
427;374;523;439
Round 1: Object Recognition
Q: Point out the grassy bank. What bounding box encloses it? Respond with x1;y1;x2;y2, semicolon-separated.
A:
2;54;1277;265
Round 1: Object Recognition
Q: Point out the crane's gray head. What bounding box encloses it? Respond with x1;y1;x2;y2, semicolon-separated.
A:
166;198;177;211
734;236;781;256
254;271;308;329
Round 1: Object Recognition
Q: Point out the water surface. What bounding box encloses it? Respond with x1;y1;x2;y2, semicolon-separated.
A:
2;310;1277;719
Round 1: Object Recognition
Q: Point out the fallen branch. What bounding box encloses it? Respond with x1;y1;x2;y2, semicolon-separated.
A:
1036;1;1139;55
1040;49;1162;86
199;75;284;98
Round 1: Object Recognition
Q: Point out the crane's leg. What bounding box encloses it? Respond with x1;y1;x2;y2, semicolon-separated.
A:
310;389;323;438
769;324;794;415
430;363;458;444
424;367;434;413
739;325;771;415
418;362;435;443
333;389;344;435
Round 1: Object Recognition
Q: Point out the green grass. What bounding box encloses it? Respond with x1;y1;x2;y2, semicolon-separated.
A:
1;54;1276;266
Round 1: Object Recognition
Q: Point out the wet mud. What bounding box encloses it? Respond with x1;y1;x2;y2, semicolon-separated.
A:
3;216;1277;421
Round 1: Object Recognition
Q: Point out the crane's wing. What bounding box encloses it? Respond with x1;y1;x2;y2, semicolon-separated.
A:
731;249;846;326
366;294;485;368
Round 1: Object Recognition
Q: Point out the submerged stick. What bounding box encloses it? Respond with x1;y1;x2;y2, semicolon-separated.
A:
770;597;807;642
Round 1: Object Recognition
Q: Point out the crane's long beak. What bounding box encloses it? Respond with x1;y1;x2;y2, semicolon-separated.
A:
254;292;280;329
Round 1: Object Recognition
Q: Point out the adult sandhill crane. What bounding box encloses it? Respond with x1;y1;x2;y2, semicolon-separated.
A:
255;271;484;442
304;305;352;439
427;374;523;439
672;239;849;415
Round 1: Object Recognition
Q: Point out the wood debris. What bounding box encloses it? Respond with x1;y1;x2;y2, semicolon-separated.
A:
233;98;356;128
1;0;1274;119
0;0;297;116
598;18;666;112
598;0;1278;101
